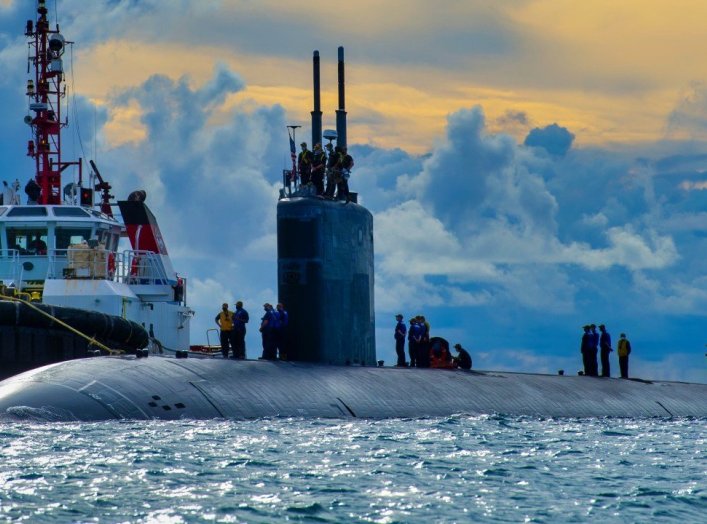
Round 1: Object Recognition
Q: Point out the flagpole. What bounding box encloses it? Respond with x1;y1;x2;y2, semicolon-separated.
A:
287;125;301;194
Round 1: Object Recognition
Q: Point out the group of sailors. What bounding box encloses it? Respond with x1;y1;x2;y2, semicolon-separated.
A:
297;142;354;200
579;324;632;379
394;314;472;370
215;301;289;361
214;302;250;359
259;302;288;360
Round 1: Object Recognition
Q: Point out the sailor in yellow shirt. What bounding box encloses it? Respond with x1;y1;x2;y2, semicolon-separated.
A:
215;303;236;359
617;333;632;379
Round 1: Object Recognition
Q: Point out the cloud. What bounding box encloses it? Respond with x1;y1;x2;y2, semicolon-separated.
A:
679;180;707;191
188;277;235;312
496;109;529;127
103;64;283;251
666;82;707;140
406;106;558;235
371;104;687;332
524;123;575;157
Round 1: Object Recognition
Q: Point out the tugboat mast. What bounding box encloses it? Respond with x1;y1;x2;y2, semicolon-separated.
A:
25;0;80;206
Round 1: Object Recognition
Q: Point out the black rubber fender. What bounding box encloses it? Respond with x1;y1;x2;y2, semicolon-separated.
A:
0;300;148;349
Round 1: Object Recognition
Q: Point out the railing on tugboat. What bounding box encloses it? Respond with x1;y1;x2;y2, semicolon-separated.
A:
44;248;172;286
0;250;22;286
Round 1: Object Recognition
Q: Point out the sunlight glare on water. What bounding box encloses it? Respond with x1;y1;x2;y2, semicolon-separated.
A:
0;415;705;522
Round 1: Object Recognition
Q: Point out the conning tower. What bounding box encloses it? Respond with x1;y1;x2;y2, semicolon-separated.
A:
278;198;374;365
277;47;375;366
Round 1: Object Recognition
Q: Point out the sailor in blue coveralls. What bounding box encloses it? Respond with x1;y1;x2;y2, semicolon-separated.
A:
394;314;406;366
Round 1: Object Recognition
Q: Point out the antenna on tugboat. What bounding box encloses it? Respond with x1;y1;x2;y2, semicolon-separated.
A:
88;160;114;217
24;0;113;215
25;0;77;205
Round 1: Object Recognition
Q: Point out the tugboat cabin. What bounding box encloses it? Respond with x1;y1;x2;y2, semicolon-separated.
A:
0;204;122;297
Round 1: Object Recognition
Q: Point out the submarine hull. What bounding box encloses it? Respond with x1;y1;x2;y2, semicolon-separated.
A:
1;356;706;421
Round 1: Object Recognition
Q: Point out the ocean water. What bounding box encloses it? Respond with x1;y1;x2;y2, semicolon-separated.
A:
0;416;705;523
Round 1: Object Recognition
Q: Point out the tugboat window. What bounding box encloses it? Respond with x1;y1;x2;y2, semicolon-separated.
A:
55;228;92;251
7;207;47;217
53;207;90;217
7;228;48;255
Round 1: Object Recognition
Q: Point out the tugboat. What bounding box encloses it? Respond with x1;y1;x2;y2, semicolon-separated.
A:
0;1;193;379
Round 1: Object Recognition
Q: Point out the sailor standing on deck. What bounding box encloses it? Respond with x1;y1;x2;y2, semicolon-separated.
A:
338;147;353;200
233;301;249;359
311;143;326;195
274;303;289;360
416;315;430;368
589;324;599;376
617;333;631;378
324;143;340;197
260;303;277;360
599;324;613;377
298;142;313;186
394;314;407;366
580;325;591;375
215;303;236;359
408;318;419;367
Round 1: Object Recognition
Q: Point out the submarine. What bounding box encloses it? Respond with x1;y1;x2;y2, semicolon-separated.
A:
2;46;707;422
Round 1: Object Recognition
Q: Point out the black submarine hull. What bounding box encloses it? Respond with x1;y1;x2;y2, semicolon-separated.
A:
1;356;706;421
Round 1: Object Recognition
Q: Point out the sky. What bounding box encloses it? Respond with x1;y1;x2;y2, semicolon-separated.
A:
1;0;707;382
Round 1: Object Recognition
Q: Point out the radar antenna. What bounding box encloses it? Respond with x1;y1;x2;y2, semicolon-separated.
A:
24;0;90;207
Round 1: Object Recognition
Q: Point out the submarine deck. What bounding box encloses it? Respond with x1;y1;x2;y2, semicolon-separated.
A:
0;356;706;421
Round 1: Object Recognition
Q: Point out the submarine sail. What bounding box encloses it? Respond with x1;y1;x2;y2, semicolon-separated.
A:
278;197;375;365
277;46;375;366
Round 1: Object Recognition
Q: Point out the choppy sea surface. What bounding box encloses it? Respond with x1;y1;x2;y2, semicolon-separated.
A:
0;416;705;523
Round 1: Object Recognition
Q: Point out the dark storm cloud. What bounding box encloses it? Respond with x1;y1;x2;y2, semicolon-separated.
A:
524;123;575;157
496;109;529;127
654;153;707;173
23;0;526;78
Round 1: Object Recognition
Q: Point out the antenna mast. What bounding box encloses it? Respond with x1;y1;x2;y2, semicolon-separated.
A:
25;0;81;205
